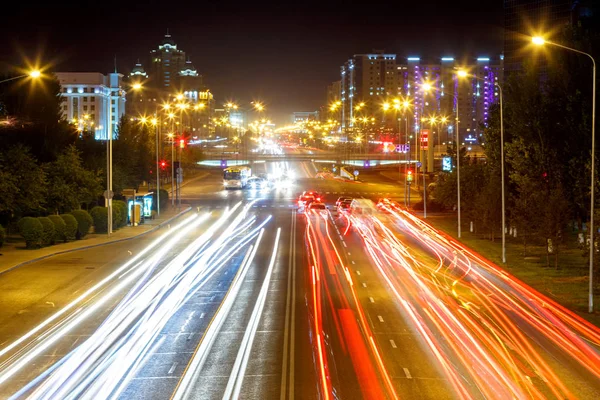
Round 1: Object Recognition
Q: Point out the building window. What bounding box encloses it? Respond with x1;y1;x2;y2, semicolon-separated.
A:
91;114;95;120
90;97;95;102
91;105;95;111
83;97;88;102
111;100;115;105
72;98;79;120
83;105;88;111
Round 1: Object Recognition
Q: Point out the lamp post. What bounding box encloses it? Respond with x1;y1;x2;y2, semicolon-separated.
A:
0;69;41;85
151;117;160;216
420;82;433;218
533;36;596;312
455;70;467;238
456;69;506;263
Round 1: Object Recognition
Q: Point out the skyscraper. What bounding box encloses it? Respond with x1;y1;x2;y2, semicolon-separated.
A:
150;32;186;91
340;50;397;129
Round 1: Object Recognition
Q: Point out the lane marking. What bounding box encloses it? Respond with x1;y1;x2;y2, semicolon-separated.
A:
390;340;397;349
377;315;384;322
369;297;375;303
362;283;367;288
403;368;412;379
347;252;351;255
351;261;356;265
356;271;361;276
168;362;178;374
200;313;205;319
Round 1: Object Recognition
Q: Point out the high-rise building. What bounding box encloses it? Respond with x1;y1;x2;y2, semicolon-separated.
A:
150;32;186;91
340;50;397;129
56;72;126;140
326;80;341;105
395;56;503;145
292;111;319;124
503;0;584;72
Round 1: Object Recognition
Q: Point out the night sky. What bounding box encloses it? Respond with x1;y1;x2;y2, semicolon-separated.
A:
0;1;503;124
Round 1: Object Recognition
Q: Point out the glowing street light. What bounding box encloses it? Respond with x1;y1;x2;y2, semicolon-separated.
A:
532;34;597;312
0;68;43;84
532;36;545;46
132;82;142;91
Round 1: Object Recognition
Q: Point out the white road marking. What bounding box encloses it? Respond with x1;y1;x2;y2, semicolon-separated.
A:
403;368;412;379
200;313;205;319
347;252;351;255
362;282;367;288
390;340;397;349
168;362;178;374
342;241;347;248
369;297;375;303
351;261;356;265
356;271;361;276
378;315;384;322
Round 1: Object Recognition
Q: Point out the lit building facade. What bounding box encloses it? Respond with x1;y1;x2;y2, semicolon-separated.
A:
150;32;186;90
292;111;319;124
340;51;397;129
56;72;126;140
395;56;504;144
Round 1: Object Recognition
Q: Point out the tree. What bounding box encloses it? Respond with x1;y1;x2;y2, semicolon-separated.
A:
44;145;102;213
112;117;154;192
0;145;46;219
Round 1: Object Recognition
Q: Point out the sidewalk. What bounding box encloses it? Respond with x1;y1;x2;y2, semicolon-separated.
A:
0;206;191;276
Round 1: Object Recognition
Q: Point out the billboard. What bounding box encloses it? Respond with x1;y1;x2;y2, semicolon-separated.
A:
421;129;429;150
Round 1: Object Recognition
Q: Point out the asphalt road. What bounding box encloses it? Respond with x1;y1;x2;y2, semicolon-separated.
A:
1;160;599;399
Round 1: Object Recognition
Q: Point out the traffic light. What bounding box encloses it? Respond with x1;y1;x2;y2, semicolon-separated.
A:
407;169;413;182
179;139;185;149
160;160;167;171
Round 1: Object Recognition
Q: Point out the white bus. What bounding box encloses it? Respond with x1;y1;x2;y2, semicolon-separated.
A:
223;166;252;189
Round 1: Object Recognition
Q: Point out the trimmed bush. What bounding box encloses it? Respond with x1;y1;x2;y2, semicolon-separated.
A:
60;214;78;241
70;210;93;239
153;189;169;212
90;206;108;233
113;200;128;228
48;215;67;243
112;205;122;230
0;224;5;248
17;217;43;249
37;217;55;246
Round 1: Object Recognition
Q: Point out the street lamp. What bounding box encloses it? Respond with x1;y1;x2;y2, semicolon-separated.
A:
533;36;597;312
456;69;506;263
0;69;42;84
419;81;433;218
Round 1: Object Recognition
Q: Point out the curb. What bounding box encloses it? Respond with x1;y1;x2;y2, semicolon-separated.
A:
0;206;193;277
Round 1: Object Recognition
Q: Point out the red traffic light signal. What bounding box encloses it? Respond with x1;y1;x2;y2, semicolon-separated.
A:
160;160;167;170
179;139;185;149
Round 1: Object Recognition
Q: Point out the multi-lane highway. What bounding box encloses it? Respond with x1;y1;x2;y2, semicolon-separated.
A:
0;159;599;399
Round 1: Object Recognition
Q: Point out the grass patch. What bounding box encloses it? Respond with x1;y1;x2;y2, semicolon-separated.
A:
425;213;600;327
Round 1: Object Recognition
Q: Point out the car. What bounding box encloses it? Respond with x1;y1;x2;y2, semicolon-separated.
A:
247;176;269;190
302;191;322;202
338;200;352;212
308;202;328;216
309;202;327;210
336;196;352;209
297;194;316;209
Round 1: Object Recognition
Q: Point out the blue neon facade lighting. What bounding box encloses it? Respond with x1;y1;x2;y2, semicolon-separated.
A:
441;57;454;61
477;57;490;61
407;57;420;61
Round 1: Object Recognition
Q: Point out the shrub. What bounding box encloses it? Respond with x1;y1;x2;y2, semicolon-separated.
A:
60;214;78;241
90;206;108;233
17;217;43;249
70;210;93;239
0;224;5;248
154;189;169;212
112;204;122;229
48;215;67;243
113;200;128;228
37;217;55;246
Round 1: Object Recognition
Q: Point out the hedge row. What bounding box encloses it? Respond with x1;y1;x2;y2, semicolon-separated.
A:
18;209;106;249
16;198;154;249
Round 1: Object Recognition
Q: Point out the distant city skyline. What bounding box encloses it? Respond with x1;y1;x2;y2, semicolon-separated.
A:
0;1;503;124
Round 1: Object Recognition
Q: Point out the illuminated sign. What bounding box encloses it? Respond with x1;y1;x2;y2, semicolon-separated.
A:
442;156;452;171
396;144;410;153
421;129;429;149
